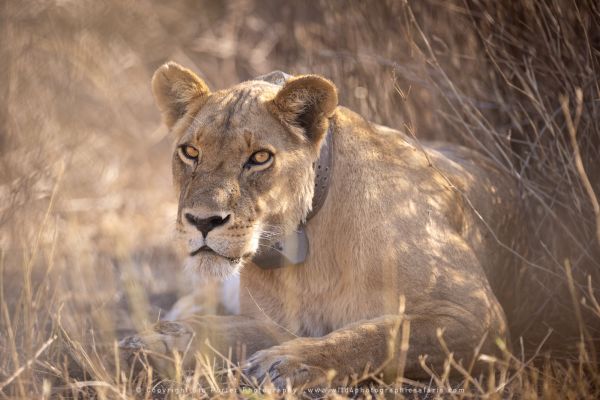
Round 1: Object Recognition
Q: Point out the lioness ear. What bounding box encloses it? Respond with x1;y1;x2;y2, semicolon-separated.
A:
151;62;210;128
271;75;338;144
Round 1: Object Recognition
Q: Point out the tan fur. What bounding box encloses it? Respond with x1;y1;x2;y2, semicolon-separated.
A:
120;62;523;388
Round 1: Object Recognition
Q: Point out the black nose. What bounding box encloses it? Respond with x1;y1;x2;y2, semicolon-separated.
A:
185;213;231;238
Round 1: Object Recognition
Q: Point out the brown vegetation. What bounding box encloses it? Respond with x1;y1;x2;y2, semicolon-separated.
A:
1;0;599;398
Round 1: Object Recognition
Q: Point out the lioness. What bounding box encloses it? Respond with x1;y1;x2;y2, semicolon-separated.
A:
120;62;521;388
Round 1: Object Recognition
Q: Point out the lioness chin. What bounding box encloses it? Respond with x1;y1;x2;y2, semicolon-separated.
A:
120;62;522;389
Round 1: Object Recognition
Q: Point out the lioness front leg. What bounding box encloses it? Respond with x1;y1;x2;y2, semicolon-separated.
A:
244;312;506;389
119;315;294;376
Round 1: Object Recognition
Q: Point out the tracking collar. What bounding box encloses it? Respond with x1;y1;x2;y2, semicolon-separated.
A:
251;123;333;269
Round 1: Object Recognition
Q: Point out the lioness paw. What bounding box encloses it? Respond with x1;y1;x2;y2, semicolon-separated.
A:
243;347;325;390
118;321;195;376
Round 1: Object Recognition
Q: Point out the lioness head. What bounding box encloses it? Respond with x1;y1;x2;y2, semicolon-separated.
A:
151;62;338;278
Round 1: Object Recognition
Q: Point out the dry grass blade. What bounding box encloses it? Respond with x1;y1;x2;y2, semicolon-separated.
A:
0;335;57;392
561;89;600;246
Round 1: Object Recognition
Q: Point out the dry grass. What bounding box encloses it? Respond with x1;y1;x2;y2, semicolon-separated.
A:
0;0;599;398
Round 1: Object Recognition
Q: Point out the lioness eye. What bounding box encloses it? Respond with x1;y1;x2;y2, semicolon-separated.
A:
179;145;200;161
249;150;272;165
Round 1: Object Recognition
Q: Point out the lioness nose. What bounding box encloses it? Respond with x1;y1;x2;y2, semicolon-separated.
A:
185;213;231;238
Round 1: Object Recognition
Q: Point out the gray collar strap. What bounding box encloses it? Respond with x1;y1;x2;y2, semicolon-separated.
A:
252;123;333;269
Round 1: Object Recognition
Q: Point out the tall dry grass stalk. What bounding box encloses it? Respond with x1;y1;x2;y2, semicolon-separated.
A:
0;0;598;398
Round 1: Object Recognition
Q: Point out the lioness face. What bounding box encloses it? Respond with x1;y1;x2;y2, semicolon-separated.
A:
151;63;337;278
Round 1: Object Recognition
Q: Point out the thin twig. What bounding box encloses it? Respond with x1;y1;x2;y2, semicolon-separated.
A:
561;89;600;246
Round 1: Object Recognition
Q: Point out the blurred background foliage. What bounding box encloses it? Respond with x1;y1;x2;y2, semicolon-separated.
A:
0;0;599;397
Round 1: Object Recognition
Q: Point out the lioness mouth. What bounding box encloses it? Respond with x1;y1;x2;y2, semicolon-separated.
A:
189;245;214;257
190;245;241;263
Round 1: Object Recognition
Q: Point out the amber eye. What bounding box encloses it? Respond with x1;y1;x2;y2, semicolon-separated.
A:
248;150;272;166
179;145;200;162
